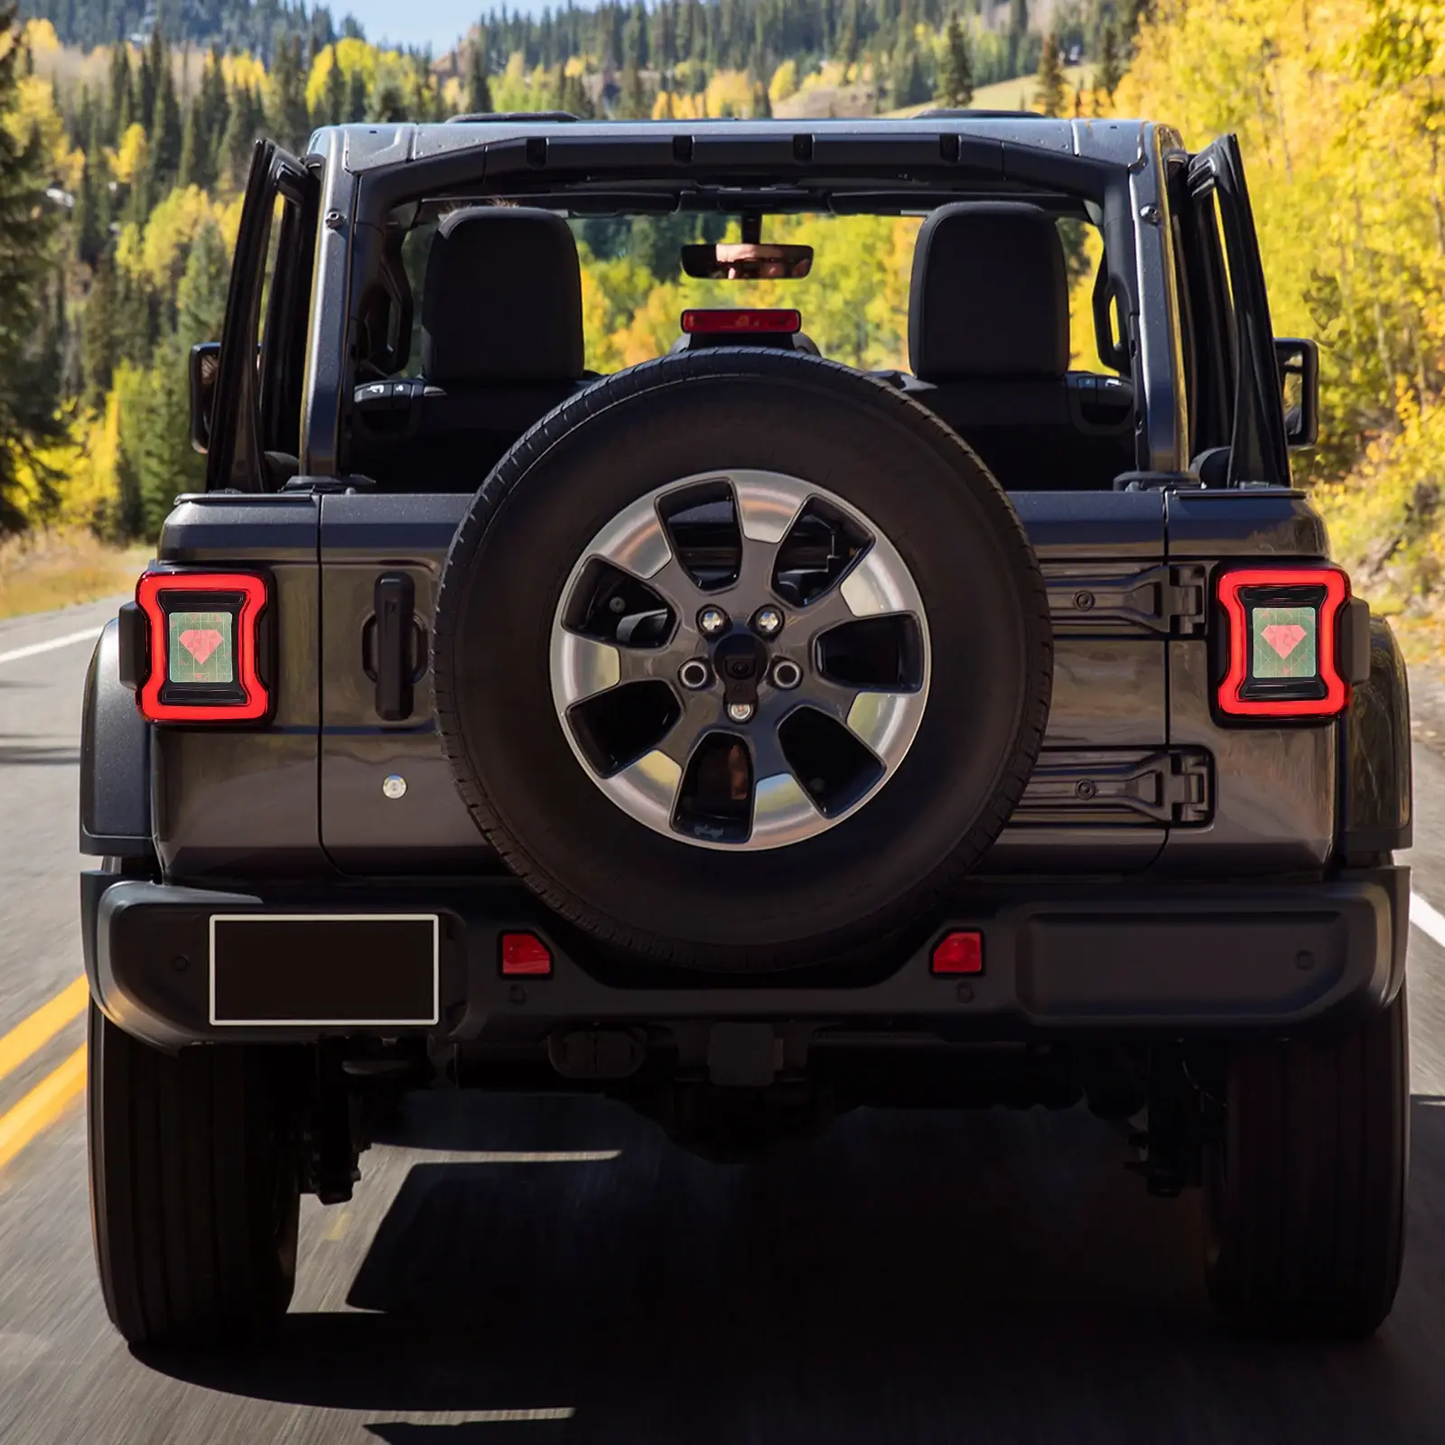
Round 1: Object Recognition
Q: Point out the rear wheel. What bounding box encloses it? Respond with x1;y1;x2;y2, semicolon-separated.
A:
1202;986;1409;1338
87;1004;301;1346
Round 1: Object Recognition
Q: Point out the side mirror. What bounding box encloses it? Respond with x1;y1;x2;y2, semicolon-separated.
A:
189;341;221;454
1275;337;1319;448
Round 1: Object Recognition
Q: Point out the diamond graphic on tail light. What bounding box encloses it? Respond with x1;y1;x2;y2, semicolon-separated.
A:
168;610;234;684
1251;606;1315;679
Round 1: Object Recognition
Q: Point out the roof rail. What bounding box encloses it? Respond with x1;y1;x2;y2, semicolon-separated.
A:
913;108;1048;120
446;111;582;124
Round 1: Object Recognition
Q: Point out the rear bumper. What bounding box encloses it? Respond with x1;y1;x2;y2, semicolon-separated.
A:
82;867;1409;1052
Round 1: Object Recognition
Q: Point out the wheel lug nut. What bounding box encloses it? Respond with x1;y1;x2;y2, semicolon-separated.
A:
678;659;712;690
771;659;802;690
752;606;784;637
726;701;754;723
697;606;728;636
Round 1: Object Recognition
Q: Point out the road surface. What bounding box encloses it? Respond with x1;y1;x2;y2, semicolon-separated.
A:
2;598;1445;1444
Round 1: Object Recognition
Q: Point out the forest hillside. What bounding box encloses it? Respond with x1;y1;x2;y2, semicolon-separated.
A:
1;0;1443;647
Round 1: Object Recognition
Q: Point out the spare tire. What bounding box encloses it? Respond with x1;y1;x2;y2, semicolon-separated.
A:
433;349;1051;969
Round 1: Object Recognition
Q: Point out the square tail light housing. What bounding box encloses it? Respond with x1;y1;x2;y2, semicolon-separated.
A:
131;570;271;723
1216;565;1350;719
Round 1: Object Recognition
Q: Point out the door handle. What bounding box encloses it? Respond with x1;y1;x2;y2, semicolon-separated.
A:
373;573;415;721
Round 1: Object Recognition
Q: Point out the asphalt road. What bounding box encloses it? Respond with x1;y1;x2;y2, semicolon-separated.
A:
4;599;1445;1443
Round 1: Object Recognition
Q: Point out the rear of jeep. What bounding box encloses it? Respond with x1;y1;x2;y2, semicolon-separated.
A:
80;118;1412;1348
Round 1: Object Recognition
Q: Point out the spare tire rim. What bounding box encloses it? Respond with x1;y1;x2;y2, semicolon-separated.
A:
549;469;931;850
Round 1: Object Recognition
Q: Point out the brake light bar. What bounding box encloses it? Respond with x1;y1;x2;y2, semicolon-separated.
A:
132;570;270;723
1216;566;1349;718
681;308;802;335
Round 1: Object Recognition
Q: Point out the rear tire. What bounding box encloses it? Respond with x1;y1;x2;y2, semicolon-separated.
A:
87;1004;301;1347
1202;986;1409;1338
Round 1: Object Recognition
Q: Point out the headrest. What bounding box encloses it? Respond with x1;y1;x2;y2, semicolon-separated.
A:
908;203;1069;382
421;207;585;385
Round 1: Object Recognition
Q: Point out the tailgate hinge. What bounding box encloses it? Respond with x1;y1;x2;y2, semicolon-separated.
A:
1048;563;1207;636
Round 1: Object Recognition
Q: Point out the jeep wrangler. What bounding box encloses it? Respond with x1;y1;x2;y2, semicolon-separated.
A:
80;116;1412;1347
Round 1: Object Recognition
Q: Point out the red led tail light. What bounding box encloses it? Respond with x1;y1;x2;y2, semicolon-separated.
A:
134;570;270;723
1216;566;1349;719
681;308;802;334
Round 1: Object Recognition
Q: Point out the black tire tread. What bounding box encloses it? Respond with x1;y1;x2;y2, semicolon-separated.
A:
87;1004;299;1346
1204;985;1409;1338
432;349;1052;968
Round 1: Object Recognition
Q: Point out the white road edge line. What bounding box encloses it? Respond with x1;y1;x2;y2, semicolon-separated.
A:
1411;891;1445;951
0;627;101;667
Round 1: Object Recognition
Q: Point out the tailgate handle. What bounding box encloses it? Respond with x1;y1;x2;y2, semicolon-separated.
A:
373;573;415;721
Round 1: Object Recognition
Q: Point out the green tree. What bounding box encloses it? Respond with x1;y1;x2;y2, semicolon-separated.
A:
1036;26;1065;115
936;13;973;108
466;37;494;113
322;46;347;124
891;38;928;107
1007;0;1029;76
617;60;649;117
268;34;311;151
1095;21;1122;97
0;6;64;530
149;38;183;181
73;153;104;268
346;66;368;122
223;83;261;190
82;253;117;408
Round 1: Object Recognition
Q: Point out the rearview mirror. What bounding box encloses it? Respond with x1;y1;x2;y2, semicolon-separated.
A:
1275;337;1319;448
189;341;220;454
681;242;814;280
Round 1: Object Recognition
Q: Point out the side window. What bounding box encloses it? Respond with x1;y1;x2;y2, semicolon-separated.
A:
207;143;319;492
1171;178;1236;463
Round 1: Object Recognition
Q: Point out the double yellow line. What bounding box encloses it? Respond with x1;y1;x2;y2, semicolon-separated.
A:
0;977;88;1173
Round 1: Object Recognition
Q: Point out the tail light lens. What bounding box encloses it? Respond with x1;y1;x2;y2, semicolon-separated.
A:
1216;566;1349;718
131;570;271;723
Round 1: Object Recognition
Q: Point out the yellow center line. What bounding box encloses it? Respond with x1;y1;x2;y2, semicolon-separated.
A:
0;1044;87;1174
0;976;87;1087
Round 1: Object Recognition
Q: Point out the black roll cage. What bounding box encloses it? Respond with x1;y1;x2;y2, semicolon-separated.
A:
335;128;1142;470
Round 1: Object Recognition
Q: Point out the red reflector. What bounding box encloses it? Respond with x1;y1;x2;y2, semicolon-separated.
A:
681;308;802;335
1216;566;1350;718
931;931;983;975
135;570;270;723
500;932;552;976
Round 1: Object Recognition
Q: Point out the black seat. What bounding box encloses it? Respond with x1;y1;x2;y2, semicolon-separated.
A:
353;206;593;486
900;202;1134;490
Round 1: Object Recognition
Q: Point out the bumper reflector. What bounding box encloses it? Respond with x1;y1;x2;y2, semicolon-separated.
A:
931;931;983;975
501;932;553;977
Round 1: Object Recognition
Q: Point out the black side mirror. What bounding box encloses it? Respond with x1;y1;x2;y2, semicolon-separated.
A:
189;341;221;454
1275;337;1319;448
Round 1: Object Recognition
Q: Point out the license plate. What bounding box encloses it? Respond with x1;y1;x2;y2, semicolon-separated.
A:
209;914;440;1026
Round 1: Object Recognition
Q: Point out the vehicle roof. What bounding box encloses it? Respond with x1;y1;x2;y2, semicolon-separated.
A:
325;115;1154;176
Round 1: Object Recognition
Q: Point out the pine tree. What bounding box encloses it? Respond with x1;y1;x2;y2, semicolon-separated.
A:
467;38;494;113
177;94;200;188
1035;25;1064;115
323;46;347;124
268;34;311;151
935;13;973;108
1007;0;1028;76
74;153;104;268
223;83;260;191
150;39;183;181
750;77;771;116
82;253;116;409
1096;22;1122;97
617;60;648;117
0;8;63;531
346;66;368;122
